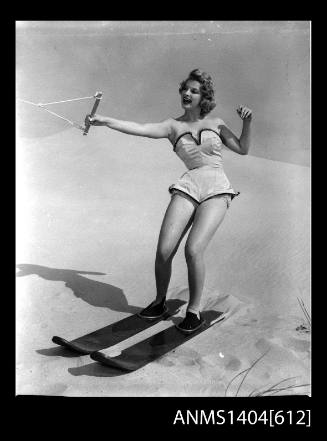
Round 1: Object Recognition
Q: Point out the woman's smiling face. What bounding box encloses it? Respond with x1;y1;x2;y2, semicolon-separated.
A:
180;80;202;110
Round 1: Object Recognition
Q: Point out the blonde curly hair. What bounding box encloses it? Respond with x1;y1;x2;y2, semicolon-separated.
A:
179;69;216;117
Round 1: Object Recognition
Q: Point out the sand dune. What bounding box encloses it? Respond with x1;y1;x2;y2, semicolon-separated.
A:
16;125;310;396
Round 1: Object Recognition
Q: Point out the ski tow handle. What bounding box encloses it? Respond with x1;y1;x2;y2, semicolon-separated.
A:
83;91;103;136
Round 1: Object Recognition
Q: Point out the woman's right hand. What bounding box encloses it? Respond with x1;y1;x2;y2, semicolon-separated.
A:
85;114;107;126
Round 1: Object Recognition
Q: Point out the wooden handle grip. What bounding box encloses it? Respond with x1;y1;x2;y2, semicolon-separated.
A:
83;92;103;136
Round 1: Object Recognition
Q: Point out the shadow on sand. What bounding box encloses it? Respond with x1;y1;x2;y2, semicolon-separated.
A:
17;263;141;357
16;264;187;362
68;361;129;377
37;346;82;358
16;263;141;314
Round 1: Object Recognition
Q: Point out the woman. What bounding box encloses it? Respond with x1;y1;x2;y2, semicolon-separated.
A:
87;69;252;334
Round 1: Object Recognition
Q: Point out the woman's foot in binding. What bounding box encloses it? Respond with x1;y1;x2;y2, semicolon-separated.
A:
176;310;205;334
138;298;168;319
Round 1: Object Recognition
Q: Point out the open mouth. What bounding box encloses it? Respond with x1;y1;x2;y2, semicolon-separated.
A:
183;97;192;104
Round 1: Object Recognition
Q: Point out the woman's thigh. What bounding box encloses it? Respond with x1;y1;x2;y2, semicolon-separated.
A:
156;193;196;260
185;196;228;256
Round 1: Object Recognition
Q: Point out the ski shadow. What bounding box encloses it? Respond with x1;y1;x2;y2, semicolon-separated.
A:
16;263;140;315
37;346;81;358
68;361;129;378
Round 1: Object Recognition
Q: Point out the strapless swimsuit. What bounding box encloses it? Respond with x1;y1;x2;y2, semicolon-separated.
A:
169;127;239;207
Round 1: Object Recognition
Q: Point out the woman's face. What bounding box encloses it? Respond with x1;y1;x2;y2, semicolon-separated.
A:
180;80;202;111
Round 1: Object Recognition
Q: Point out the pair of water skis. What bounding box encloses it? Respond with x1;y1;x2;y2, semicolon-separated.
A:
52;299;225;372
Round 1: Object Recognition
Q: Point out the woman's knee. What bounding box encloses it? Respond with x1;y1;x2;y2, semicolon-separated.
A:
184;241;205;261
156;246;175;265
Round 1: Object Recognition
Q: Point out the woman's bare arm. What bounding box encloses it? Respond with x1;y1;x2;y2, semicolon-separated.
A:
86;114;173;139
218;105;252;155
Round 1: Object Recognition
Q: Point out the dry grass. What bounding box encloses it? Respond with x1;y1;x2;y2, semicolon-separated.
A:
225;351;311;397
224;350;270;397
297;296;311;330
224;296;312;398
249;376;311;397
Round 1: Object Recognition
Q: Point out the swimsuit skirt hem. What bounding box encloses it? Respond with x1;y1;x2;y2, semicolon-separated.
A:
168;166;240;204
168;184;240;204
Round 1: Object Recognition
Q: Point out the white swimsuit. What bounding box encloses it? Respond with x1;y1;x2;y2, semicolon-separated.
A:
169;128;239;205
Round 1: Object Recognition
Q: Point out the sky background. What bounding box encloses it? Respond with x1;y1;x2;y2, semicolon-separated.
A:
16;20;310;166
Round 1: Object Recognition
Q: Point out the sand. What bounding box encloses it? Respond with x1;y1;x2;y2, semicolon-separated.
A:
16;126;311;397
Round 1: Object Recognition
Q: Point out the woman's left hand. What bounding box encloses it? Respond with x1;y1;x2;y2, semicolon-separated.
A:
236;105;252;121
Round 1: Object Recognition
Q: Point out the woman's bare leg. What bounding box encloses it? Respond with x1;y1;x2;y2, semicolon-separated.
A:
184;196;228;313
154;193;196;303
